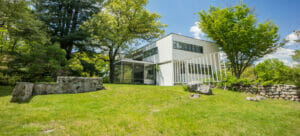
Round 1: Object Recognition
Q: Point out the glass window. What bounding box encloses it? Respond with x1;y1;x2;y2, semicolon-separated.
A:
144;47;158;58
173;41;203;53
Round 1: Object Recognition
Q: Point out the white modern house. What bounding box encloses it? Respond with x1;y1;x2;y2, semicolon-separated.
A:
114;33;223;86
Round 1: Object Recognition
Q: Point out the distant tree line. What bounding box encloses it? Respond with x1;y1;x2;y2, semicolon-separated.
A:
0;0;298;86
0;0;165;85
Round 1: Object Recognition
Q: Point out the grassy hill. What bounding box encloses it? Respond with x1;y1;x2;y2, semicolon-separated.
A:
0;84;299;136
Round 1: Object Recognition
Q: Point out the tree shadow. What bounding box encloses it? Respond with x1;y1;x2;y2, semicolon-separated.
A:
0;85;14;97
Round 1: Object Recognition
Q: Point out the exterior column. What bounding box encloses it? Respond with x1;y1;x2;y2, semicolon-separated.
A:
218;52;223;81
210;53;215;82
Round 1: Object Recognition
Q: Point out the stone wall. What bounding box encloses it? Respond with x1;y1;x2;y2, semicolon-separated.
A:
231;84;300;102
11;77;103;103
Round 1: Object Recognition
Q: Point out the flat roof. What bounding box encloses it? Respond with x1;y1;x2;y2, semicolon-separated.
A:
115;59;155;65
136;33;215;51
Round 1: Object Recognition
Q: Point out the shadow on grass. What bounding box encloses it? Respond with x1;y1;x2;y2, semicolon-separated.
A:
0;85;13;97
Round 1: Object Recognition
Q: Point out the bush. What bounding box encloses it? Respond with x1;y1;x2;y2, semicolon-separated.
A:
291;67;300;87
67;52;109;79
182;85;189;92
255;59;291;85
240;66;256;81
217;73;254;91
8;44;67;82
0;73;21;86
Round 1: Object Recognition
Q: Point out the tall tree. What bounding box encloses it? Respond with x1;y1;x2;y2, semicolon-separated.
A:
33;0;105;59
198;4;279;78
82;0;166;83
0;0;48;53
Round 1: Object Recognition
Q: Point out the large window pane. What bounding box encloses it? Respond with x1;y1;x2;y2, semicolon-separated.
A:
173;41;203;53
144;47;158;58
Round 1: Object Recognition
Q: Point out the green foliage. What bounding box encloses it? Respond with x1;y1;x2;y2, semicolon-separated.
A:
182;84;188;92
0;27;10;53
26;45;67;82
290;67;300;87
240;66;256;81
33;0;105;59
292;50;300;67
0;73;21;86
82;0;166;82
9;44;67;82
255;59;291;85
0;0;56;83
155;64;160;72
67;52;109;79
217;71;253;91
1;0;48;52
198;3;279;78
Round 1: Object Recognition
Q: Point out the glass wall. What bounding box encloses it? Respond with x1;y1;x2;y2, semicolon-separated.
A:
143;47;158;58
123;62;133;83
114;61;156;84
133;63;144;84
144;64;156;84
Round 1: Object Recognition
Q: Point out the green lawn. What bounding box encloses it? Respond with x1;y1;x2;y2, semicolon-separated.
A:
0;84;300;136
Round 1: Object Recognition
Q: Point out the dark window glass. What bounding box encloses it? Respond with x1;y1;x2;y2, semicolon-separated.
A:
173;41;203;53
144;47;158;58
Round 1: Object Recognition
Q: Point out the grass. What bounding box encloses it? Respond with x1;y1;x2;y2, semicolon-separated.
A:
0;84;300;136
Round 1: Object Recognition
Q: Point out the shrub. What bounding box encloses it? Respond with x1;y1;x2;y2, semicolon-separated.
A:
182;85;189;92
218;73;254;91
291;67;300;87
67;52;109;78
0;73;21;86
255;59;291;85
7;44;67;82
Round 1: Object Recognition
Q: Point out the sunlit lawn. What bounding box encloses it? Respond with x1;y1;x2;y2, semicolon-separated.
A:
0;84;300;136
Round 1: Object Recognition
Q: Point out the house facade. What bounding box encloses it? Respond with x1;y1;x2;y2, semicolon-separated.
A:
114;33;221;86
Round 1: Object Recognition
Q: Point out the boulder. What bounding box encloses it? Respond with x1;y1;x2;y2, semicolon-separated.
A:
246;96;266;101
187;82;212;95
190;93;200;98
246;97;258;102
256;96;266;100
11;82;34;103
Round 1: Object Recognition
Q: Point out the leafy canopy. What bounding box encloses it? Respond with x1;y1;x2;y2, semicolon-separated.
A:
255;59;291;85
82;0;166;82
33;0;105;59
198;4;279;78
0;0;48;53
67;52;109;79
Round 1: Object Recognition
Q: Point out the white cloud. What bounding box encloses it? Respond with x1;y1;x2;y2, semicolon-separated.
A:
255;47;296;67
189;22;206;40
284;30;300;50
286;32;299;41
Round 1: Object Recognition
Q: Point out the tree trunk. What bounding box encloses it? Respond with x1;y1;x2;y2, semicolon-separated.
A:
235;72;241;79
60;41;73;60
109;59;115;83
66;44;73;60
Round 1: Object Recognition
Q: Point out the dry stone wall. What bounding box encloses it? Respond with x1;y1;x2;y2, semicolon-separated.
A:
231;85;300;102
11;77;103;103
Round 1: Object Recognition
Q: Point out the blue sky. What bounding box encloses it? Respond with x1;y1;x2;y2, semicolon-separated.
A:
146;0;300;66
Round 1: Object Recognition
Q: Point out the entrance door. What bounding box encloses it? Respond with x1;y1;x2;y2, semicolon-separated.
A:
133;63;144;84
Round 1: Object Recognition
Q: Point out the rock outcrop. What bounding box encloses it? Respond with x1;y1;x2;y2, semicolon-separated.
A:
11;77;104;103
187;81;213;95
